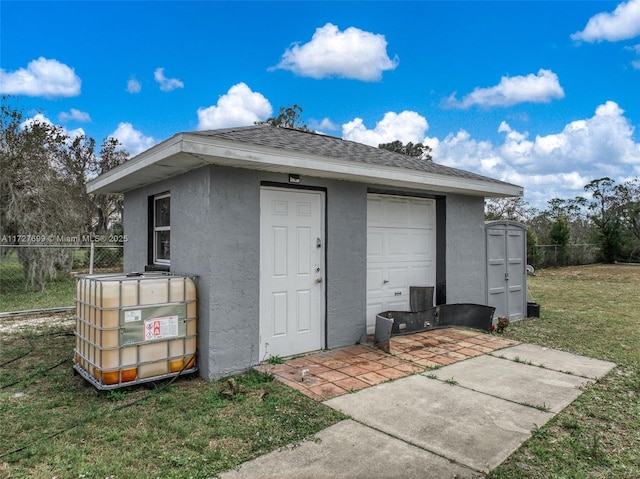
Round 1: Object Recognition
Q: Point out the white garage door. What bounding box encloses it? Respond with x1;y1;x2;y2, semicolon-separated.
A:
366;194;436;333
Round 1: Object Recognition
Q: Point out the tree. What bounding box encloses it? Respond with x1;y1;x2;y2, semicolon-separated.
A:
264;104;308;130
379;140;432;161
1;99;89;290
0;99;130;291
546;196;591;244
90;137;128;233
584;177;619;224
626;179;640;257
526;227;540;268
484;197;534;222
60;134;97;232
548;216;571;266
584;177;624;263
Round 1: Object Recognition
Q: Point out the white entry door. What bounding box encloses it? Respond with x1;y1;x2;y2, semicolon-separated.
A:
260;188;325;360
366;194;436;333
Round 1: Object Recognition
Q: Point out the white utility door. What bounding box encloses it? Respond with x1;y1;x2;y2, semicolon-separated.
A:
486;222;526;321
366;194;436;333
260;188;325;359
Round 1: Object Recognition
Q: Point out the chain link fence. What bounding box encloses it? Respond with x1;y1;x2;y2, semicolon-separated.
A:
1;241;601;313
0;244;123;313
530;244;599;269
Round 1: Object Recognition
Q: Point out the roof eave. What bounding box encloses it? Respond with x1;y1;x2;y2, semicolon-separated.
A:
86;133;186;194
87;133;523;198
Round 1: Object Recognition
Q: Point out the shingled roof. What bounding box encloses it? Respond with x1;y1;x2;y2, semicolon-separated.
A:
192;124;508;186
87;123;522;197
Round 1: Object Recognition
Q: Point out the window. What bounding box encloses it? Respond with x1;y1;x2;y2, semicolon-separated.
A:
153;193;170;264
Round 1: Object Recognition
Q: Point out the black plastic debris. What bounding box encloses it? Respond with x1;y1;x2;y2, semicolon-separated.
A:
373;290;495;353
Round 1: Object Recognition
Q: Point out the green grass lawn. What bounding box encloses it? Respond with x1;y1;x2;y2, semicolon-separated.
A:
489;265;640;479
0;276;76;313
0;250;122;312
1;265;639;478
0;253;76;312
0;317;345;478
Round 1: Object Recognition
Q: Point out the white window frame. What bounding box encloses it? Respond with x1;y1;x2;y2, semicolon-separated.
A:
153;193;170;265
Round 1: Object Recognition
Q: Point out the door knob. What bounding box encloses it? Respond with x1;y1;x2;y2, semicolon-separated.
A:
316;277;323;284
383;280;389;284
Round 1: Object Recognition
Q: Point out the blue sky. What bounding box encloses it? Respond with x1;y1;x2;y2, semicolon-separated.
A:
2;0;639;209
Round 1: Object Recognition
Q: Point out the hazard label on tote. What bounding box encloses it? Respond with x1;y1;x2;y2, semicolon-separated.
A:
144;316;179;341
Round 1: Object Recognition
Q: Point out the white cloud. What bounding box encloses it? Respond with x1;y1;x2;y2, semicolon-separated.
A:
427;129;504;175
196;82;272;130
21;113;85;140
109;123;156;156
58;108;91;123
309;117;339;132
272;23;399;81
446;69;565;108
0;57;81;98
571;0;640;42
342;111;428;146
426;101;640;208
499;101;639;173
127;77;141;94
154;68;184;92
627;44;640;68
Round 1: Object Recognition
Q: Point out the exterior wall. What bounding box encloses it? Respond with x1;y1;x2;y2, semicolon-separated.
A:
123;167;214;378
445;194;487;304
123;165;489;380
207;167;261;378
324;182;368;347
124;165;367;380
205;168;367;378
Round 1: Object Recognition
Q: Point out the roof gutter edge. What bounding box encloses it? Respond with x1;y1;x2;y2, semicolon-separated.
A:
86;134;185;194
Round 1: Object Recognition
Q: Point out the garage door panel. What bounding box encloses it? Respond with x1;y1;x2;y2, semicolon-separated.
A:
387;198;410;225
411;200;434;225
369;228;433;260
387;231;412;257
409;263;433;285
387;266;410;289
367;197;384;224
367;267;384;294
367;302;384;315
388;298;409;311
410;231;434;258
367;231;384;259
366;195;436;333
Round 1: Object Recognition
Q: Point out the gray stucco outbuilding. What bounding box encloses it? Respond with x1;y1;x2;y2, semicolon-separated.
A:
87;124;523;380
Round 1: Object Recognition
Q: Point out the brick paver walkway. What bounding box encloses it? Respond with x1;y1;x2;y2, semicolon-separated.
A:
256;328;519;401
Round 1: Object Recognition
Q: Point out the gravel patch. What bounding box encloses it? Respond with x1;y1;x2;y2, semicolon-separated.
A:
0;313;74;334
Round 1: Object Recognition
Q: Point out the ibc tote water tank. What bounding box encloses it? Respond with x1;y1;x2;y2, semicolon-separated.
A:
74;272;197;389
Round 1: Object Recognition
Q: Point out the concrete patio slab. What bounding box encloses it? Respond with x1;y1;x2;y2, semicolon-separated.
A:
324;374;554;473
216;419;481;479
429;354;594;413
490;343;616;379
